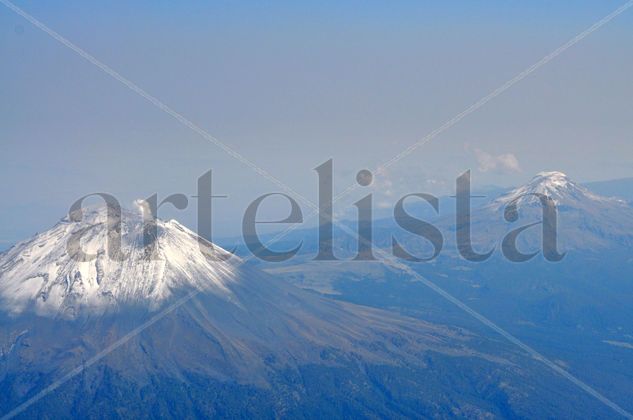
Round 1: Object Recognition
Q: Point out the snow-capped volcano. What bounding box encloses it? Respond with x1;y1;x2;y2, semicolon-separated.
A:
468;171;633;252
491;171;625;209
0;204;237;318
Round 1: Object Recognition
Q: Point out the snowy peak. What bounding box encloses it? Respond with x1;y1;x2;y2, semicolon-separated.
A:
529;171;572;192
462;172;633;252
492;171;624;209
0;204;238;319
522;171;589;200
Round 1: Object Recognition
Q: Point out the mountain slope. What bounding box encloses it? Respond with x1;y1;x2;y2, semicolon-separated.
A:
0;203;621;418
585;177;633;204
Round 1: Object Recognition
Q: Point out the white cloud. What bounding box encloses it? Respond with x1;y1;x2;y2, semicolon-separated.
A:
473;148;521;173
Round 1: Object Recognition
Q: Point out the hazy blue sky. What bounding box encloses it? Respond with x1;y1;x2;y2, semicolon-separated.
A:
1;0;632;242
